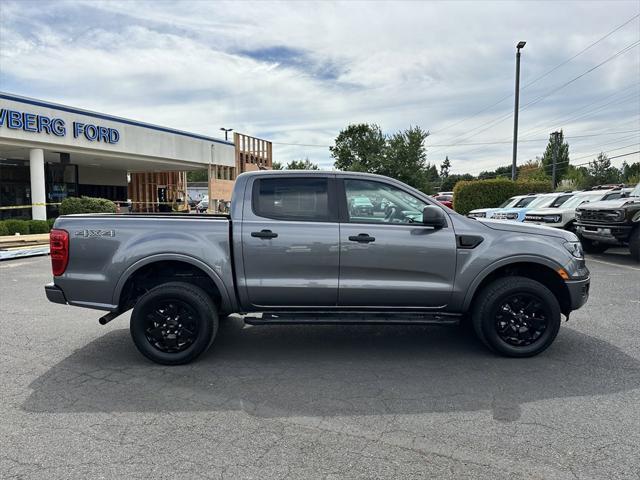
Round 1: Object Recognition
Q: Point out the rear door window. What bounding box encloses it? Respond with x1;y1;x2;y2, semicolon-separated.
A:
253;177;331;222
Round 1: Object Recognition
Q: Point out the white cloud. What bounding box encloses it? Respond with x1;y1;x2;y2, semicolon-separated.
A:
1;0;638;173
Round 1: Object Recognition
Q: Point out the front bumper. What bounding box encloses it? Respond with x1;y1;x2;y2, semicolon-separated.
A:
45;283;68;305
565;277;590;311
576;223;631;245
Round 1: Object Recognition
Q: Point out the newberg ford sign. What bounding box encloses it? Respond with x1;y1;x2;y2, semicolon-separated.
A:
0;108;120;144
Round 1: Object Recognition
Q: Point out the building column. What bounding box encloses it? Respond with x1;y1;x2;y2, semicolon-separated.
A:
29;148;47;220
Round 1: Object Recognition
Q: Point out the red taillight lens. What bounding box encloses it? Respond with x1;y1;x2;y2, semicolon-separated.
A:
50;229;69;276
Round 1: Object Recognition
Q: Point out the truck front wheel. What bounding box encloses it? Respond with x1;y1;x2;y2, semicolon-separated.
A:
130;282;218;365
472;277;561;357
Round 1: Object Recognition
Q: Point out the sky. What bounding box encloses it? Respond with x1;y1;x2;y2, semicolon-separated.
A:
1;0;639;175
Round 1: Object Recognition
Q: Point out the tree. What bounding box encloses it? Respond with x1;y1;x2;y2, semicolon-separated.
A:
330;123;386;173
541;130;569;181
285;158;319;170
272;161;283;170
518;157;550;182
477;165;511;180
187;170;208;182
440;173;474;192
331;123;436;192
621;161;640;184
382;126;433;191
587;152;620;186
440;156;451;178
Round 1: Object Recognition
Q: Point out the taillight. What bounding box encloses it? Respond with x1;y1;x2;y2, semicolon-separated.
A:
50;229;69;276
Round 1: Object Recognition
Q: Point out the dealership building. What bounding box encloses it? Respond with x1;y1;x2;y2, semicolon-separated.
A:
0;93;272;220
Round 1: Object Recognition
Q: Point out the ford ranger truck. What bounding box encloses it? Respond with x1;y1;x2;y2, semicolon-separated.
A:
575;182;640;261
45;171;591;365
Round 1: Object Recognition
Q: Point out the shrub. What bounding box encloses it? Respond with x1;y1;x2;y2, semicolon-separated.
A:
28;220;50;234
59;196;117;215
3;219;30;235
0;222;9;236
47;218;56;230
453;179;552;215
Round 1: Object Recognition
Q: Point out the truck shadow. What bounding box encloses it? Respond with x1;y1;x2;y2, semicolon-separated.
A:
23;318;640;421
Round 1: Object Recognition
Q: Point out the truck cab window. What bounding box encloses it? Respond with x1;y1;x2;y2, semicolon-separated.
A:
254;177;329;221
344;179;427;224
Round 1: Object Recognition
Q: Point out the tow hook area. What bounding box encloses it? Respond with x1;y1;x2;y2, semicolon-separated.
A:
99;310;122;325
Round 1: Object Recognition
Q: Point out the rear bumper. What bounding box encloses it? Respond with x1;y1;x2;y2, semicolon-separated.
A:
45;282;68;305
565;277;590;311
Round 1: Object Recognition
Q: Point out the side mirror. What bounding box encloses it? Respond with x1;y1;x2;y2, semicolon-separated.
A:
422;206;447;229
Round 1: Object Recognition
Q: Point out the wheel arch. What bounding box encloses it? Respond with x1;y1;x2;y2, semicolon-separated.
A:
113;254;234;314
463;256;572;316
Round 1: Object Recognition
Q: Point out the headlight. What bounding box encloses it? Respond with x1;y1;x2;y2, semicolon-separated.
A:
543;215;561;223
613;209;625;221
563;241;584;259
469;212;485;218
506;212;518;220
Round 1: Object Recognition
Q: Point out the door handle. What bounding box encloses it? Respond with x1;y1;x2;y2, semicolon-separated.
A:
251;229;278;239
348;233;375;243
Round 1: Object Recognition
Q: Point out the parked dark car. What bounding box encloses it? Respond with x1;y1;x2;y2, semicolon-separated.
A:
575;183;640;261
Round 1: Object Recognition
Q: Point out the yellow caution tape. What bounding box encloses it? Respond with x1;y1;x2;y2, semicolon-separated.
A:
0;203;61;210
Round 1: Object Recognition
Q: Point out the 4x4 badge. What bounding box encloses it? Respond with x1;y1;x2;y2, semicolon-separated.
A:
75;230;115;237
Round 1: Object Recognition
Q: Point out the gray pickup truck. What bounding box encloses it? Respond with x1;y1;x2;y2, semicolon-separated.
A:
45;171;590;364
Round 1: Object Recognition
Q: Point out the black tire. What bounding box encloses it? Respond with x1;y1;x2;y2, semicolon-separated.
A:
472;276;561;358
629;227;640;263
130;282;218;365
580;238;609;254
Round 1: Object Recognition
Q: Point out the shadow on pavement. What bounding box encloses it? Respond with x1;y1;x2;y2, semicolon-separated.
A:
23;318;640;421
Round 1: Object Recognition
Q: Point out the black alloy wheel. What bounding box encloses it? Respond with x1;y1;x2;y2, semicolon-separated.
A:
130;282;218;365
494;293;549;347
143;300;199;353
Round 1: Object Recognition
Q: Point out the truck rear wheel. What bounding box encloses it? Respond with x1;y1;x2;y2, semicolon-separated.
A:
130;282;218;365
472;276;561;358
629;227;640;262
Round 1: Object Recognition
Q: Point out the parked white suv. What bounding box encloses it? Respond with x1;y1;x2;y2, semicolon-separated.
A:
523;188;627;232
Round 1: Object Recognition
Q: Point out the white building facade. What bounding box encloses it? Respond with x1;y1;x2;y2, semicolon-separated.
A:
0;93;235;220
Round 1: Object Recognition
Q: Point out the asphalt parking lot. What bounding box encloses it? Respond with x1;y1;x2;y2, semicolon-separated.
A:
1;252;639;480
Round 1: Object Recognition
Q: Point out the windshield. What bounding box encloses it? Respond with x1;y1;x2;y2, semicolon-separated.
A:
525;195;555;209
562;192;605;209
514;196;537;208
499;197;519;208
630;183;640;198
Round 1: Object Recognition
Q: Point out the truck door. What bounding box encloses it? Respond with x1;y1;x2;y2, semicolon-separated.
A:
241;175;340;307
337;178;457;308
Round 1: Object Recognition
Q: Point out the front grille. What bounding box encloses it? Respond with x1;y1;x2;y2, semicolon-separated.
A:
577;209;620;223
525;215;543;222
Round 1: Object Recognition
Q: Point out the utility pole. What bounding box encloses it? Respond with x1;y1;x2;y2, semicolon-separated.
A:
511;41;526;181
551;131;561;190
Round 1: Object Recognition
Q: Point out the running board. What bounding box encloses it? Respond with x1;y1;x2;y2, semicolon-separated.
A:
243;311;461;326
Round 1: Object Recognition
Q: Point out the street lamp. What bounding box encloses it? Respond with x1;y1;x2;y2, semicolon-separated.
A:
220;127;233;141
511;40;526;181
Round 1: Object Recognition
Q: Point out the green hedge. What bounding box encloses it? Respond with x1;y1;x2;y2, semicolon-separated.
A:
59;196;117;215
28;220;50;234
453;179;552;215
0;219;56;236
2;219;31;235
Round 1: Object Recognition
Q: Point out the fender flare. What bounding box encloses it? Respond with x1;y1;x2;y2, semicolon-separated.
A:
461;254;564;312
112;253;234;313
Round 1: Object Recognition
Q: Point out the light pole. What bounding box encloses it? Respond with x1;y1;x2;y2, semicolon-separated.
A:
511;41;526;181
220;127;233;141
